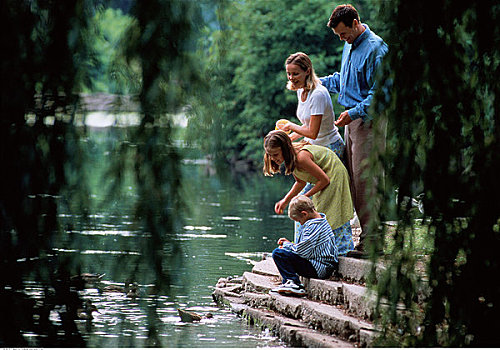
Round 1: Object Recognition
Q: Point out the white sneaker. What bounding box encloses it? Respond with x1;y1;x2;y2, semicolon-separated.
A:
271;280;306;297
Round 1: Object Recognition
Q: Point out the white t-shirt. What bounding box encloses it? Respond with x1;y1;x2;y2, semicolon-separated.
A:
296;84;340;146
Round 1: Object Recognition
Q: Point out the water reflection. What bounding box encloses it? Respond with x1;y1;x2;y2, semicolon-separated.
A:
24;128;295;347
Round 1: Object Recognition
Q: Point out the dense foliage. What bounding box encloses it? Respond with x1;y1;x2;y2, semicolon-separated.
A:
369;0;500;346
0;0;202;346
187;0;380;165
2;0;499;346
84;7;139;94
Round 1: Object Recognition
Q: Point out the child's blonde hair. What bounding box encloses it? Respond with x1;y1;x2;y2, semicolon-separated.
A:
288;195;316;220
285;52;321;92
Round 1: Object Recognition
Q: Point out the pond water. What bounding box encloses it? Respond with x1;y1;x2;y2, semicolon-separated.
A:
24;127;296;347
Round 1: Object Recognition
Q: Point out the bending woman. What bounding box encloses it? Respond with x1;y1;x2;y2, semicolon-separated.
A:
263;130;354;256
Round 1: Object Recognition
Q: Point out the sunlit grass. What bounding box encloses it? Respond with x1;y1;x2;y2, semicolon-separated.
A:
383;219;434;257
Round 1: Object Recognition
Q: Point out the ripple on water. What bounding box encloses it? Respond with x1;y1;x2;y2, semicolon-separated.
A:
178;233;227;240
79;230;139;237
183;225;213;231
222;216;241;220
81;249;141;256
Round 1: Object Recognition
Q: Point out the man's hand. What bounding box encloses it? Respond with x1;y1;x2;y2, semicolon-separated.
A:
334;110;352;127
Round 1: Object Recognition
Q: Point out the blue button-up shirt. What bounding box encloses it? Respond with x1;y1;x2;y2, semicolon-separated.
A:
320;24;388;122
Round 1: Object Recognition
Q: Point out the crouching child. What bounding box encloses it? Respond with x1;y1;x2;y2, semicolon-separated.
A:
271;195;339;297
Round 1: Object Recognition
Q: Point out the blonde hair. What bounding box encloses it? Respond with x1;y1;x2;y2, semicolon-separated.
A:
262;131;309;176
285;52;321;92
288;195;316;220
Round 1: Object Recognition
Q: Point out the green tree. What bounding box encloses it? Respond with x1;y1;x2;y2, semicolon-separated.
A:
1;0;94;345
117;2;203;344
188;0;358;165
0;0;204;346
369;0;500;346
84;7;139;94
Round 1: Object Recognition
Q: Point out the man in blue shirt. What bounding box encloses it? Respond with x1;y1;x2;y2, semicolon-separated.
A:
320;4;388;257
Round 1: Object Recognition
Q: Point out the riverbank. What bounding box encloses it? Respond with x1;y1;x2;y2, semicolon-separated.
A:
212;254;385;347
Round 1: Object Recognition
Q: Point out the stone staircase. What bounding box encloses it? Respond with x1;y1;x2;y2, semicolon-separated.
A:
212;255;385;348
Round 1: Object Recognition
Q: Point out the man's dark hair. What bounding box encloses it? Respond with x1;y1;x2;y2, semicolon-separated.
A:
327;4;360;29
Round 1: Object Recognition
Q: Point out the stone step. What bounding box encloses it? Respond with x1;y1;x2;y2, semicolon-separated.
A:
214;256;387;347
244;269;376;321
301;278;343;305
242;271;279;292
298;296;376;345
241;272;377;344
337;256;385;284
214;281;376;346
342;283;377;320
244;306;355;348
267;292;376;345
301;277;376;320
251;257;280;277
212;288;354;348
252;255;385;285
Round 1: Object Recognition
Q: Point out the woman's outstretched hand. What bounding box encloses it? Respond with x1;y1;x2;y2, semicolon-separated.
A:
274;199;287;215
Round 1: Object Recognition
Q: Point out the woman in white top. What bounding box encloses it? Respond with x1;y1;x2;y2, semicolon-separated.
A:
278;52;346;239
278;52;345;158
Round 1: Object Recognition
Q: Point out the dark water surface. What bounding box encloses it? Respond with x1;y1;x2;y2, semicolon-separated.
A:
24;127;296;347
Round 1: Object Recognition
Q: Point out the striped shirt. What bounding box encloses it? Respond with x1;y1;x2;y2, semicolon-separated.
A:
282;213;339;278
